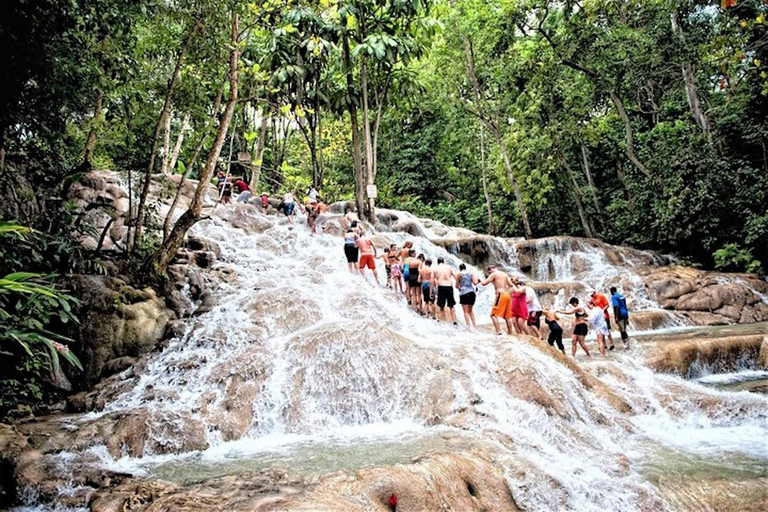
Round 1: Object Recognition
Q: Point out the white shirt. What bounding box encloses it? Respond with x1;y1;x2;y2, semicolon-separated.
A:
589;307;607;330
525;286;542;312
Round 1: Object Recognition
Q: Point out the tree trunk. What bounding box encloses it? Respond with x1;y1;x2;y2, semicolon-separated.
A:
315;73;324;188
83;90;104;168
608;90;652;179
163;82;225;242
492;125;533;239
561;155;594;238
147;12;239;282
249;111;269;191
479;123;494;235
160;107;173;174
343;31;366;218
465;39;532;238
580;144;602;233
360;61;376;223
167;113;190;175
670;11;711;139
132;19;201;251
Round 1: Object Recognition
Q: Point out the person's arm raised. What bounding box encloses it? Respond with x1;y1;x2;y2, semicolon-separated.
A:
480;272;494;286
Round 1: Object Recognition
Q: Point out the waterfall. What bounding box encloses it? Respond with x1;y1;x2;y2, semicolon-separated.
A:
10;205;768;512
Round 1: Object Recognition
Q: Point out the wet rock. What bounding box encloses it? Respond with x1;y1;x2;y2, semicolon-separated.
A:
87;452;519;512
101;356;138;377
193;292;217;316
646;334;764;376
186;235;222;259
218;203;272;233
69;275;175;386
431;236;509;268
0;424;29;507
81;171;108;191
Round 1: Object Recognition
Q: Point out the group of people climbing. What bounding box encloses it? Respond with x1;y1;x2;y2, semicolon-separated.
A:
220;180;633;358
342;211;631;357
217;172;326;233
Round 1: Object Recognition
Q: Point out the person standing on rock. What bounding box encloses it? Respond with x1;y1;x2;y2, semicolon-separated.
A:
343;223;359;273
217;170;232;204
591;291;615;350
233;177;251;203
307;186;319;206
524;282;543;339
419;258;435;318
283;191;296;225
559;297;592;358
406;250;423;312
542;309;565;354
611;286;631;347
260;192;270;214
433;257;458;324
481;266;514;335
356;230;379;283
587;299;610;356
345;207;360;226
508;277;529;335
390;248;404;295
382;243;400;289
456;263;480;328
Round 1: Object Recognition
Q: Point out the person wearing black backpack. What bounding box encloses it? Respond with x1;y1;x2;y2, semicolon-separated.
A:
610;287;630;348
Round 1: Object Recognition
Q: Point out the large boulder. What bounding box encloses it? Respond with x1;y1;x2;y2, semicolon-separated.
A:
69;275;175;386
87;451;520;512
645;334;765;376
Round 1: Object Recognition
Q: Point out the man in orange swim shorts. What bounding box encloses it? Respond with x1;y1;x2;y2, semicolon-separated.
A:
481;265;514;335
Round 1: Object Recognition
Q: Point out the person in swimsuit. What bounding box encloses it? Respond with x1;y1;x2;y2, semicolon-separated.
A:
356;230;379;282
260;192;269;214
524;283;543;339
481;266;514;335
343;225;359;273
456;263;479;328
419;259;435;318
591;291;615;350
307;203;319;234
283;192;296;225
381;244;400;289
542;309;565;354
433;257;458;324
406;250;422;312
559;297;592;357
391;253;403;295
217;170;232;204
508;277;529;335
587;299;610;357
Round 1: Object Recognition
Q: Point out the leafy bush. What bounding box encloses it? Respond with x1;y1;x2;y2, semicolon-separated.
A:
713;243;763;274
0;222;82;418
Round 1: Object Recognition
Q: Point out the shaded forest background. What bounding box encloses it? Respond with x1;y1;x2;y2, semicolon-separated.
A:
1;0;767;272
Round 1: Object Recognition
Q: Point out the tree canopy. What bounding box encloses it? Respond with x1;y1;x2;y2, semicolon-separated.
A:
1;0;767;272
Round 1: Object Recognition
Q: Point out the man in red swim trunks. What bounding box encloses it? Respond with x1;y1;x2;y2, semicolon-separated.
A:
356;230;379;283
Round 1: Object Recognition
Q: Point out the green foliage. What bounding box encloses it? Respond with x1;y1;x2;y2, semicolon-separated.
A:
3;0;768;278
0;223;82;419
713;244;763;274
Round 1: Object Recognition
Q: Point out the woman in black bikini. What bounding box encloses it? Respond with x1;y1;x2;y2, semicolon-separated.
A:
558;297;592;357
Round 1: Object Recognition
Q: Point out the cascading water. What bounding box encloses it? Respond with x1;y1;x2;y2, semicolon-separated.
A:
10;205;768;512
